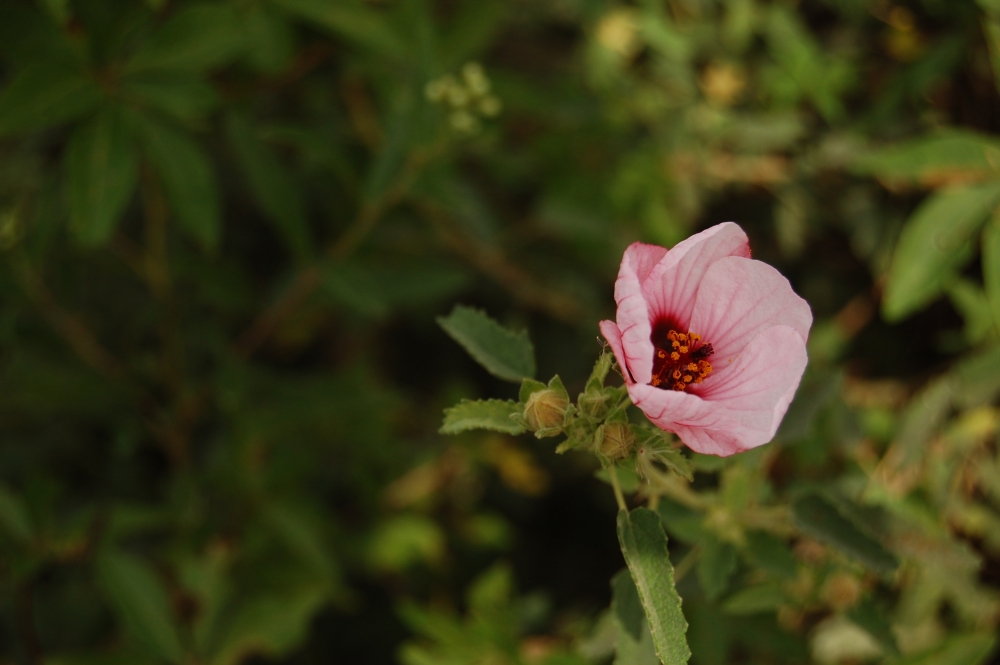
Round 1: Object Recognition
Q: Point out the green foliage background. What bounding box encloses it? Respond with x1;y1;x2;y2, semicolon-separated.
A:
1;0;1000;663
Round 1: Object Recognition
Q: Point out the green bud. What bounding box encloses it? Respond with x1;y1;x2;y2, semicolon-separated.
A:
598;423;634;461
523;389;569;432
577;390;608;418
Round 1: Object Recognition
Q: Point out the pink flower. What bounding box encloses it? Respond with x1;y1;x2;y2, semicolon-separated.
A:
599;223;812;457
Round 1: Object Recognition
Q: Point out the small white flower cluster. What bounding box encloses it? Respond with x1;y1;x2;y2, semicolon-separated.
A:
425;62;502;134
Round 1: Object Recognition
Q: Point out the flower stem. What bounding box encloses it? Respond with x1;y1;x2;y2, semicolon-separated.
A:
608;465;627;512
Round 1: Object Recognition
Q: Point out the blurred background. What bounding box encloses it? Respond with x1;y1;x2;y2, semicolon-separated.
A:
1;0;1000;663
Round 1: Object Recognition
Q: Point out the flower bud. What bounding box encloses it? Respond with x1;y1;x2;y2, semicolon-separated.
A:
523;389;569;432
598;422;634;460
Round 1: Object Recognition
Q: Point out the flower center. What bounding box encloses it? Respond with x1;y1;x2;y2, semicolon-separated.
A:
650;329;714;391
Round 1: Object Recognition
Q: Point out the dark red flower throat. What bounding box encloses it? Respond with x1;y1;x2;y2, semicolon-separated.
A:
650;318;714;391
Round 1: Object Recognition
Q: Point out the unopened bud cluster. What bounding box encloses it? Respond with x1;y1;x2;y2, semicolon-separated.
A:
425;62;502;134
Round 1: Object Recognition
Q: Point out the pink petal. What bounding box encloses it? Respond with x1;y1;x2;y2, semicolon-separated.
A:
641;222;751;329
599;320;634;384
613;243;667;385
688;256;812;364
630;325;808;457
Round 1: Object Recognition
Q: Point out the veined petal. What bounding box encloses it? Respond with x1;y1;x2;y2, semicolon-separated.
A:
627;383;737;440
599;320;634;384
641;222;751;329
614;243;667;385
688;256;812;363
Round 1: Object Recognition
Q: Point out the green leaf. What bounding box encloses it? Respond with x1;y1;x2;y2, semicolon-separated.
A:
847;597;899;657
0;62;101;136
518;378;547;403
888;633;996;665
883;182;1000;321
586;351;613;392
122;74;220;122
617;507;691;665
611;569;659;665
742;531;797;580
67;108;138;246
263;503;339;589
208;587;327;665
0;485;33;544
131;115;221;249
437;305;535;382
697;535;737;601
268;0;405;57
96;550;185;664
226;114;310;260
983;209;1000;332
791;492;899;576
720;582;785;615
440;399;525;435
127;3;245;72
853;130;1000;185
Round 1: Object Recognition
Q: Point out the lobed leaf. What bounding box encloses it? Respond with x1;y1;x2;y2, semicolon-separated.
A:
437;305;535;382
617;507;691;665
440;399;525;435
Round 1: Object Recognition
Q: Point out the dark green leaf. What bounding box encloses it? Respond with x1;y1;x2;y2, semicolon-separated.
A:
0;63;100;136
440;399;525;435
617;507;691;665
883;182;1000;321
131;114;221;249
268;0;405;57
847;597;899;657
96;550;185;664
67;108;138;246
127;3;245;72
0;485;33;544
697;535;737;601
226;114;310;260
611;569;659;665
888;633;996;665
437;305;535;382
742;531;797;580
122;74;220;122
208;587;327;665
791;492;899;576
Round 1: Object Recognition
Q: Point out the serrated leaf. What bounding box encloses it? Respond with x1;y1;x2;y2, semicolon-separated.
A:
67;108;138;246
127;3;245;72
611;569;659;665
853;130;1000;185
440;399;525;435
268;0;405;57
226;114;310;260
983;210;1000;332
96;550;185;664
697;535;737;601
0;62;101;136
883;182;1000;321
791;492;899;576
437;305;535;382
131;114;221;249
617;507;691;665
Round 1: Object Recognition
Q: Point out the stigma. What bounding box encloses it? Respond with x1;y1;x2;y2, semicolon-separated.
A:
649;329;713;391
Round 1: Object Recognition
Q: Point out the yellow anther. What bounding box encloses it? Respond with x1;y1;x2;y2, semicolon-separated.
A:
674;382;686;391
677;333;688;341
672;370;681;379
687;363;698;372
683;375;693;383
670;352;680;361
657;350;666;359
679;346;689;354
